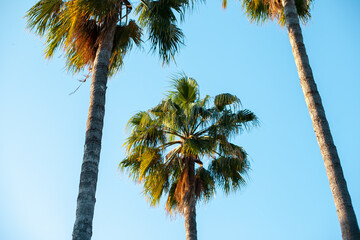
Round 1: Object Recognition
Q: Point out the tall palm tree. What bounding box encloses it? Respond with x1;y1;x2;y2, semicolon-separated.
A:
120;75;258;240
26;0;188;239
221;0;360;239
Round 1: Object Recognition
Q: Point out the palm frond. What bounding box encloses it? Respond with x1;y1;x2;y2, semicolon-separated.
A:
209;155;249;194
195;167;215;202
139;147;162;181
165;146;182;165
119;154;142;181
214;93;241;112
242;0;270;24
43;9;71;58
166;181;179;213
143;162;169;206
127;111;152;129
136;0;185;63
234;109;259;129
26;0;64;36
70;0;122;22
294;0;313;24
169;74;199;108
184;137;215;157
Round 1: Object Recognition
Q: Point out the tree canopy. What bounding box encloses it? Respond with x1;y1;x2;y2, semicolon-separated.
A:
222;0;313;25
26;0;191;76
120;74;258;214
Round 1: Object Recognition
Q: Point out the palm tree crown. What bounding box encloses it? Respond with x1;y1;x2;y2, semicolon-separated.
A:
222;0;312;25
120;75;258;215
26;0;188;75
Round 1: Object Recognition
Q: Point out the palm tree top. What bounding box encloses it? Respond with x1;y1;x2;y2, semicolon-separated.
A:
120;74;258;214
25;0;189;76
222;0;313;25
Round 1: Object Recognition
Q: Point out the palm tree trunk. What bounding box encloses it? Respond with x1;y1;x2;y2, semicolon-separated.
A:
72;20;117;240
281;0;360;239
184;159;198;240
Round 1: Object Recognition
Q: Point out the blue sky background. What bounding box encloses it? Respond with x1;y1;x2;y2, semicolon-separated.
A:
0;0;359;239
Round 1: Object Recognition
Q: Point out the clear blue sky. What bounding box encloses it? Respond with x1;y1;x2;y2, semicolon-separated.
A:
1;0;359;239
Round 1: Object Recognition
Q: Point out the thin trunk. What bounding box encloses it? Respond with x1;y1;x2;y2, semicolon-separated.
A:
282;0;360;239
72;20;117;240
184;158;198;240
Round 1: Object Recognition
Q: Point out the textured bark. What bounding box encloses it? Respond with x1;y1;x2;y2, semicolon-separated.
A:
282;0;360;239
184;158;198;240
72;20;117;240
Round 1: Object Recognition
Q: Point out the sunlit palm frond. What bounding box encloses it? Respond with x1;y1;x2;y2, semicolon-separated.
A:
126;125;166;153
127;111;152;129
43;9;71;58
143;163;170;206
169;74;199;108
26;0;64;36
242;0;270;24
138;147;162;180
198;95;210;108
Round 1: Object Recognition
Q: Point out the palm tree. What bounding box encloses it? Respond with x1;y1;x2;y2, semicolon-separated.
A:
221;0;360;239
120;75;258;240
25;0;188;239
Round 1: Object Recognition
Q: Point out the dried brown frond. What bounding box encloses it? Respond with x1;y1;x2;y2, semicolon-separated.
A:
72;18;99;66
265;0;283;20
63;8;100;71
266;0;308;22
174;166;190;211
166;148;179;160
